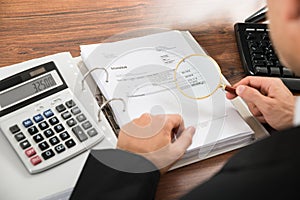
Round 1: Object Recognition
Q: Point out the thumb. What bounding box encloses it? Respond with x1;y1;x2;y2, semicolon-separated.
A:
171;126;195;156
236;85;268;107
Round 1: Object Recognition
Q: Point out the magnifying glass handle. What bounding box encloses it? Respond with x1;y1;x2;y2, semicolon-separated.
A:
225;85;236;95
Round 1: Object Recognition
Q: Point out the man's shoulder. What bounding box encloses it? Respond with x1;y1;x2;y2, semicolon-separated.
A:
222;126;300;169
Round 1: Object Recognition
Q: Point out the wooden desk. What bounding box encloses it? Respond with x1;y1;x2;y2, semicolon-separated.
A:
0;0;265;199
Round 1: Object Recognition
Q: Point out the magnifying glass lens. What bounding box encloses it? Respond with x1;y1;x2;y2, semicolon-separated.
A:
174;55;222;100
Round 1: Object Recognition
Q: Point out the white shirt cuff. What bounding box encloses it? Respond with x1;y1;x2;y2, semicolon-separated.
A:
293;96;300;126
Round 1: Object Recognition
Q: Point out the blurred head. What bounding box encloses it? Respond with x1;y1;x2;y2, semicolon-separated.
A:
267;0;300;75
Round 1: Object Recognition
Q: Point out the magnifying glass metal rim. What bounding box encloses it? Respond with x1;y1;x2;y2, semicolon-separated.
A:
174;53;230;100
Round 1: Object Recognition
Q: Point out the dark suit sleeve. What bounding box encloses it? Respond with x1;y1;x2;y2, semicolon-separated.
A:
69;149;160;200
180;126;300;200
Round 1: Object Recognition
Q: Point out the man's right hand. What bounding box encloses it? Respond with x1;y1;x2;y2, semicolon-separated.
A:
226;76;295;130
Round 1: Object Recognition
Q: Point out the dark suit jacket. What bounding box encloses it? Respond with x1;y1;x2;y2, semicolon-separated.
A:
70;126;300;200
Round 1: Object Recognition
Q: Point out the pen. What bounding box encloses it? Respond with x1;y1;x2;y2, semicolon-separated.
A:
245;6;267;23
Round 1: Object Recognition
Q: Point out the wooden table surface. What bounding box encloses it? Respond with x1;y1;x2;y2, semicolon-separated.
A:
0;0;266;199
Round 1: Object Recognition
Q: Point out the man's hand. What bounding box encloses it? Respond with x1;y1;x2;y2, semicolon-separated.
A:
227;76;295;130
117;113;195;174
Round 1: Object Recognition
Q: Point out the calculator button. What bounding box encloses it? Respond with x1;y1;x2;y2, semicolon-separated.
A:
23;119;33;128
54;124;65;133
42;149;55;160
38;121;49;130
59;131;70;141
61;111;71;120
82;121;92;130
15;132;25;142
43;109;54;118
38;141;50;151
76;114;86;122
30;155;42;166
25;147;36;158
49;136;60;146
66;118;77;127
72;126;88;142
44;129;55;138
66;100;76;108
71;107;81;115
20;140;31;149
65;139;76;148
28;126;39;136
9;125;20;134
55;144;66;153
33;134;44;143
33;114;44;123
49;116;59;125
56;104;66;113
87;128;98;137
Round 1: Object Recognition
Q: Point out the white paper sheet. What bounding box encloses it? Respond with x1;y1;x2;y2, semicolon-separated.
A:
80;30;254;154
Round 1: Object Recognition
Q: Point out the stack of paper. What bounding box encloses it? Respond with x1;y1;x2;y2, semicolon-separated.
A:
80;30;255;169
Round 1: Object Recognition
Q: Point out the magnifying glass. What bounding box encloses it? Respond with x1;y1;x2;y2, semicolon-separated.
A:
174;54;236;100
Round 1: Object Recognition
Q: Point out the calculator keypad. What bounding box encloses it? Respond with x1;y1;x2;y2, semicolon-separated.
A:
7;99;100;169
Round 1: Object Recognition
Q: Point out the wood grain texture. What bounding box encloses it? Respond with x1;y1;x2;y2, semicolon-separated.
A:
0;0;265;199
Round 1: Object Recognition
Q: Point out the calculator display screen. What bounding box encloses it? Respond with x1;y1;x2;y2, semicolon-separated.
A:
0;72;58;108
0;61;67;117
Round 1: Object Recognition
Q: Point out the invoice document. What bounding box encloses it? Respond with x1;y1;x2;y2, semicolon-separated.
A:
80;30;255;167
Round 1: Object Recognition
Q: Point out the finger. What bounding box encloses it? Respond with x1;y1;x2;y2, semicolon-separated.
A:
121;113;171;139
233;76;282;94
227;76;270;99
226;91;238;100
256;116;267;124
248;103;263;117
236;85;270;111
233;76;268;89
170;126;195;157
173;116;185;136
160;114;184;133
172;122;185;141
133;113;151;127
167;114;185;141
168;114;184;128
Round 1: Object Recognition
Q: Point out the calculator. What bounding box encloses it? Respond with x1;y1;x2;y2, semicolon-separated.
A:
0;53;106;174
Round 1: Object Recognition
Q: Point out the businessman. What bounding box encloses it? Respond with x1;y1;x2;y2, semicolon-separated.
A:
70;0;300;199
